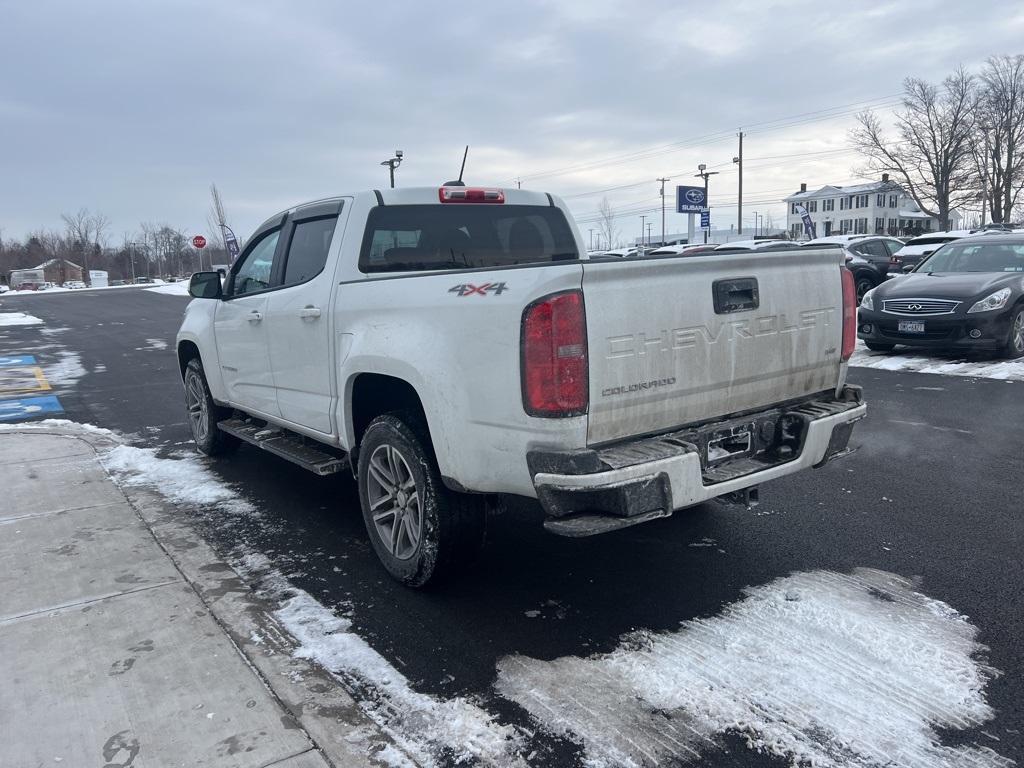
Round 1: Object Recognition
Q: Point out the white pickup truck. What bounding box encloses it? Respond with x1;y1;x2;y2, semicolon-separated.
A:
177;186;865;586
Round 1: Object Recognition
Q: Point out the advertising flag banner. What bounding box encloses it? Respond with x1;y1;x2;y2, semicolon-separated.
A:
795;204;817;239
221;225;241;263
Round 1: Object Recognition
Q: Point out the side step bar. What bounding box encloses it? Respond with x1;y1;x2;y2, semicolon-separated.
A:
217;418;348;476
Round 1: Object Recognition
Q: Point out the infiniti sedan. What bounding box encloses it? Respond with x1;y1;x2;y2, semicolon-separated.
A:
857;234;1024;358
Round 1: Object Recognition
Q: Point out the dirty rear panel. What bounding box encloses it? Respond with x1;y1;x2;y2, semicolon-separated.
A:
582;248;845;446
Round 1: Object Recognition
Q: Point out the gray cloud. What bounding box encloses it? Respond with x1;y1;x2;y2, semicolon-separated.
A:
2;0;1022;242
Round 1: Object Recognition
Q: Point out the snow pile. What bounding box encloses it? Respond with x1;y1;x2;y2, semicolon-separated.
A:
147;282;190;296
850;343;1024;381
0;418;119;439
496;568;1011;768
102;444;254;515
238;555;524;768
0;311;43;327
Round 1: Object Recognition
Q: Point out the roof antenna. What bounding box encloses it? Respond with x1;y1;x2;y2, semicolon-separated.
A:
444;145;469;187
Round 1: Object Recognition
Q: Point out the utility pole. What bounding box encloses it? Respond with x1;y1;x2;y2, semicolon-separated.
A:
657;177;670;245
127;242;138;283
732;131;743;235
516;178;522;189
646;222;653;246
588;228;594;251
695;164;720;244
640;215;646;249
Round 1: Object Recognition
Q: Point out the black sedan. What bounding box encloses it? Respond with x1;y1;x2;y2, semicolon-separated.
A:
857;234;1024;358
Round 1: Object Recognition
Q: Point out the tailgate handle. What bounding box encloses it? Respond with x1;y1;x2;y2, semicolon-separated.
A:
713;277;759;314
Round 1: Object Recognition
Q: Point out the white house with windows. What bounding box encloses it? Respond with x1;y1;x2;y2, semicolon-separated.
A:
783;175;959;240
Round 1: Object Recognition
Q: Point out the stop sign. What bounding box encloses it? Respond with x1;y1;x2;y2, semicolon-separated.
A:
192;235;207;249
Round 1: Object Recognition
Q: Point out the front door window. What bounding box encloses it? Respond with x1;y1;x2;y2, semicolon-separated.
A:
232;230;280;296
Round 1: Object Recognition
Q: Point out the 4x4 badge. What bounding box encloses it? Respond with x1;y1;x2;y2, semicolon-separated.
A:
448;282;508;297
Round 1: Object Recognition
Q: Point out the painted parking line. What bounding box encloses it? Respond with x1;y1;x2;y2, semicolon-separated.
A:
0;366;51;394
0;395;64;421
0;355;37;367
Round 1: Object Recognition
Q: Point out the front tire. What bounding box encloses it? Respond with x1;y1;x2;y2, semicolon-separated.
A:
855;276;876;303
183;357;239;456
864;341;895;352
357;413;485;587
1002;307;1024;359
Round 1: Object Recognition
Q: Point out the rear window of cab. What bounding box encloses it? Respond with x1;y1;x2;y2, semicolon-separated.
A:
359;204;579;273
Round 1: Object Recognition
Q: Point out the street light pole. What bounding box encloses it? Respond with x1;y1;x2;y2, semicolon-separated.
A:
657;177;670;245
695;164;720;244
380;150;404;188
733;131;743;235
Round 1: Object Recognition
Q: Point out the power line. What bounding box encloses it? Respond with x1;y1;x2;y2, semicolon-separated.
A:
513;94;903;184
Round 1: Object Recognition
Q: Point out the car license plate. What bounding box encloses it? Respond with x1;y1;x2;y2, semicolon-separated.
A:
898;321;925;334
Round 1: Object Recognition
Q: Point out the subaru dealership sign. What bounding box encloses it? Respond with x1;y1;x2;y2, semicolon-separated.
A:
676;185;707;213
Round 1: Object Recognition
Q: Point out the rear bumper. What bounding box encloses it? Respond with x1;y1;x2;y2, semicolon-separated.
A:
530;388;865;535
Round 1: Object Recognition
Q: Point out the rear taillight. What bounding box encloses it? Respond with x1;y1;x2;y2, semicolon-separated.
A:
438;187;505;203
841;267;856;361
521;290;588;417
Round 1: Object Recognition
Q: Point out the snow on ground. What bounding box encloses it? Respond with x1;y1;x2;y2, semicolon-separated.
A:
0;312;43;326
238;554;525;768
1;282;165;297
146;282;190;296
136;338;169;351
43;350;88;388
496;568;1011;768
102;444;255;515
849;341;1024;381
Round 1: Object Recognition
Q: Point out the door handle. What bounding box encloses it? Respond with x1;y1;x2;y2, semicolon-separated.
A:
248;310;263;323
299;306;321;319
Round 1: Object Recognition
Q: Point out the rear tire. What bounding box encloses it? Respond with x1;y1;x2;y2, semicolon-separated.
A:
864;341;895;353
1002;307;1024;359
183;357;239;456
357;413;485;587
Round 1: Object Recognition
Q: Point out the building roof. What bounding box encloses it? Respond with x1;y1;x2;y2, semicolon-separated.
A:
784;180;901;202
34;258;82;270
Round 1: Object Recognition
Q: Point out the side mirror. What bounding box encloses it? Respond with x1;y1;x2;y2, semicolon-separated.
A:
902;264;914;273
189;271;223;299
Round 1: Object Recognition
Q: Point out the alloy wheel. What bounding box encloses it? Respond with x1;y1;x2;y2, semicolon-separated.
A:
366;444;422;560
1013;312;1024;353
184;370;209;443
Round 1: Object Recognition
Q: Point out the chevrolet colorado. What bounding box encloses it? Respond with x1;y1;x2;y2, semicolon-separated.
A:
177;186;865;586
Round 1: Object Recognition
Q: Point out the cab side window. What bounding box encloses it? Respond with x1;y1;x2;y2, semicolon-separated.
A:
231;230;280;296
282;217;337;286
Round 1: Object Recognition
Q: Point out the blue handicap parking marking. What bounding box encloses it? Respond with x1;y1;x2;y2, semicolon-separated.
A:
0;394;64;422
0;355;37;368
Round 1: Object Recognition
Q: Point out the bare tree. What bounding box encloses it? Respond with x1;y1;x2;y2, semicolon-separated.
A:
60;208;109;280
207;182;230;252
976;55;1024;224
597;196;618;250
851;68;978;230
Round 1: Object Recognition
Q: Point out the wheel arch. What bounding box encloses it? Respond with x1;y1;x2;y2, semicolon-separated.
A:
347;372;432;471
177;340;202;382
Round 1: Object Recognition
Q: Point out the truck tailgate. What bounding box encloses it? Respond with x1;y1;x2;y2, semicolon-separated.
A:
583;249;845;445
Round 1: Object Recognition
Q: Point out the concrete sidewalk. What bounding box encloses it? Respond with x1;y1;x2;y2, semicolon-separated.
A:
0;427;388;767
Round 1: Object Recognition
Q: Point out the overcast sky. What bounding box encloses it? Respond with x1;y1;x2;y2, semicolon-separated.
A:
2;0;1022;246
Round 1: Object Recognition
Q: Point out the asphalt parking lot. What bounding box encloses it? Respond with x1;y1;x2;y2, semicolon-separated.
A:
2;288;1022;767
